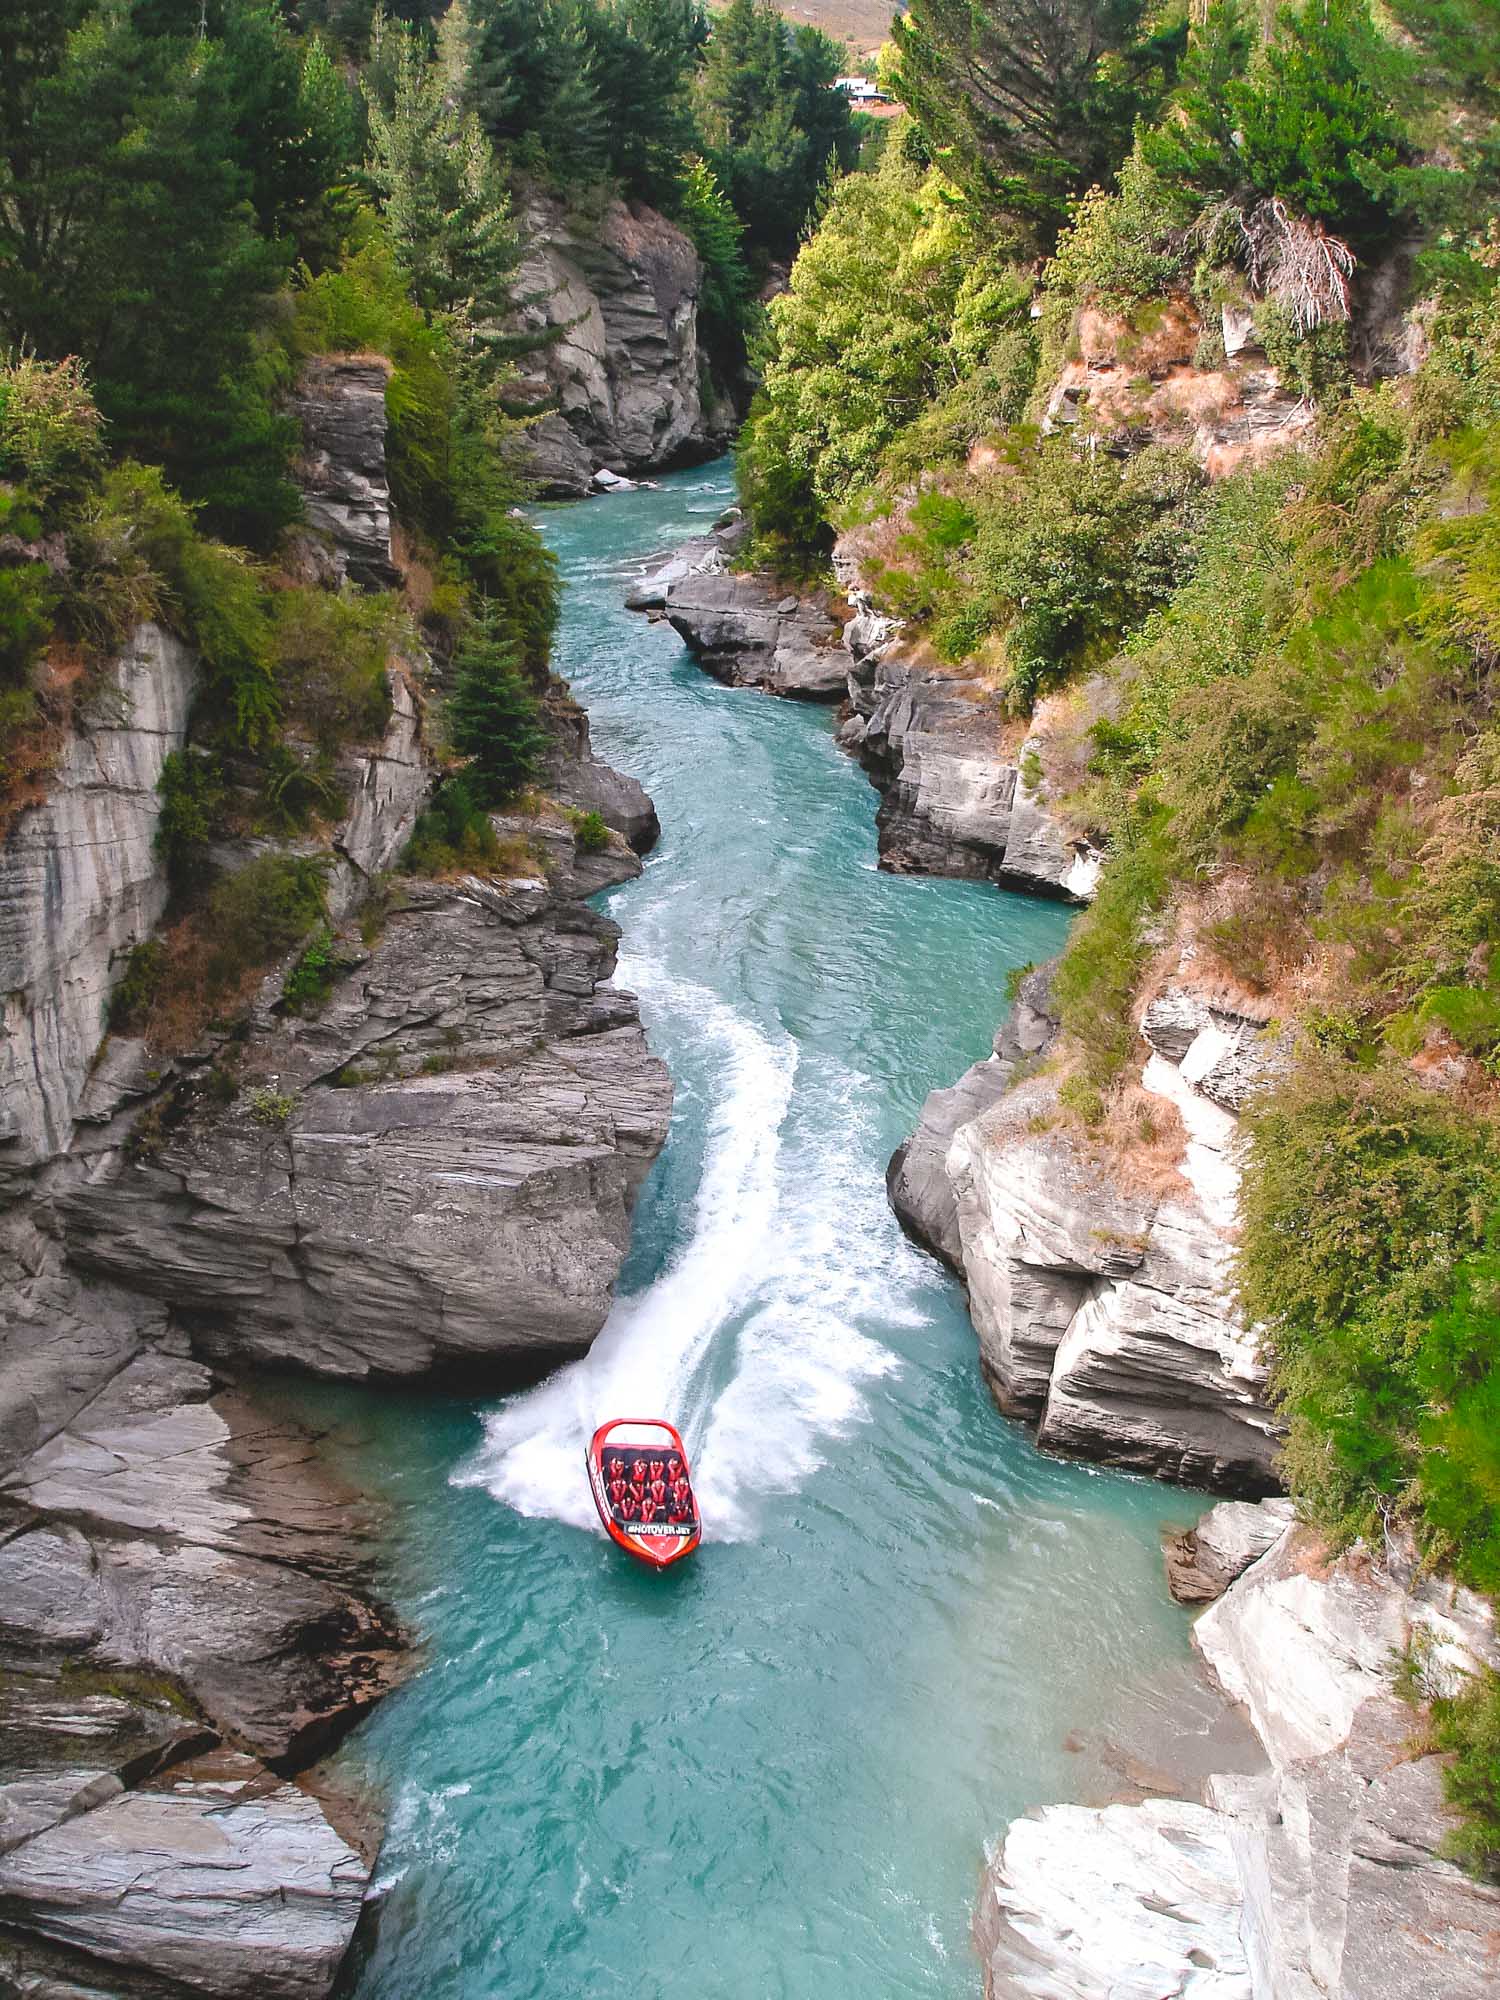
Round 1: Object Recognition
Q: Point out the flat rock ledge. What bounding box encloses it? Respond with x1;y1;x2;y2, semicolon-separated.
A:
981;1508;1500;2000
663;570;848;700
62;866;672;1383
894;957;1284;1495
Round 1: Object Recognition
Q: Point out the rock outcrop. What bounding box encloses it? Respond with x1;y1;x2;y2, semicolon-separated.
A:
63;858;671;1383
514;192;733;494
1039;301;1316;479
895;958;1284;1495
980;1507;1500;2000
0;1216;402;1996
290;357;399;589
0;624;196;1197
663;571;847;700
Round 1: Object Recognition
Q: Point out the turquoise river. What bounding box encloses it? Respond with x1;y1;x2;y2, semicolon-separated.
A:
314;461;1226;1999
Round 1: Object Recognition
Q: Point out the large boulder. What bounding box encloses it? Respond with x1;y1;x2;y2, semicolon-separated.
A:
664;571;847;700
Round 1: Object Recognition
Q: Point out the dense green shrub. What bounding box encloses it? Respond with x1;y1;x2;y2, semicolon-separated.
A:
1430;1666;1500;1877
402;775;502;875
1239;1061;1500;1569
155;751;229;893
570;808;609;852
282;924;338;1013
200;852;329;994
0;352;105;500
270;586;398;752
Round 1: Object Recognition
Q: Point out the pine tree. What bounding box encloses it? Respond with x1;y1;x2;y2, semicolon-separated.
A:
446;608;548;804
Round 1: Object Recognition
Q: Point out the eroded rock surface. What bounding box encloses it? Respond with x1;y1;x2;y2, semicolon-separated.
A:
839;583;1100;901
290;357;398;588
0;626;196;1195
63;870;672;1382
896;960;1283;1494
664;571;847;700
515;193;732;491
981;1508;1500;2000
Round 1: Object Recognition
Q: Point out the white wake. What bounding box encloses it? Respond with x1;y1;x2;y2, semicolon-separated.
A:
457;958;917;1539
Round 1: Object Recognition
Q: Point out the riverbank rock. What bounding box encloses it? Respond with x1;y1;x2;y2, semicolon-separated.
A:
62;866;672;1382
514;192;733;492
1163;1498;1296;1604
836;563;1100;900
976;1796;1252;1999
663;571;847;699
980;1506;1500;2000
895;960;1284;1495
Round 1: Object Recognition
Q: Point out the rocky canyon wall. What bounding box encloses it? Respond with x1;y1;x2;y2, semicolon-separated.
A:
514;191;736;497
0;356;669;1994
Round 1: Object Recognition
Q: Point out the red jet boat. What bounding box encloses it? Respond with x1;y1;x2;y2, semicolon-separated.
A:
586;1418;701;1570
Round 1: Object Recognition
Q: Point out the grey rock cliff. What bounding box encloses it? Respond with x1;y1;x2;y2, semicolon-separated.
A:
841;603;1100;901
895;958;1283;1495
290;357;398;589
0;624;196;1197
63;868;672;1382
663;571;847;700
515;193;732;493
979;1507;1500;2000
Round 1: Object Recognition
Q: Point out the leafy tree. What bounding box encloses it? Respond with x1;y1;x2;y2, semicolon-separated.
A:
887;0;1183;243
676;155;752;363
446;607;549;804
364;8;523;366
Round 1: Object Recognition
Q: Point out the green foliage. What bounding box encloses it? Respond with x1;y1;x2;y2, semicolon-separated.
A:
888;0;1183;243
402;773;502;873
1240;1061;1500;1583
1430;1667;1500;1878
1141;0;1410;254
696;0;858;263
156;750;228;893
201;851;329;991
675;155;753;364
0;351;105;499
110;939;169;1032
246;1085;296;1126
955;440;1209;705
740;148;974;545
446;608;548;805
282;924;338;1012
270;585;397;752
569;807;609;852
1051;825;1172;1093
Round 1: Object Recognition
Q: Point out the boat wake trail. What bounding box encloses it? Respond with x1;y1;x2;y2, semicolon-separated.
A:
456;958;796;1536
458;953;918;1541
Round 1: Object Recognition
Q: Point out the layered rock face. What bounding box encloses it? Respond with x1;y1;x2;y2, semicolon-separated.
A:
0;1219;403;1997
664;571;847;699
895;959;1283;1495
979;1510;1500;2000
841;626;1100;900
0;625;196;1198
290;357;399;589
515;193;732;494
64;860;671;1383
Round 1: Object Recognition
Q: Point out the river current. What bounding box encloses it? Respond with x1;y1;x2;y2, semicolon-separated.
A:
324;462;1221;1998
